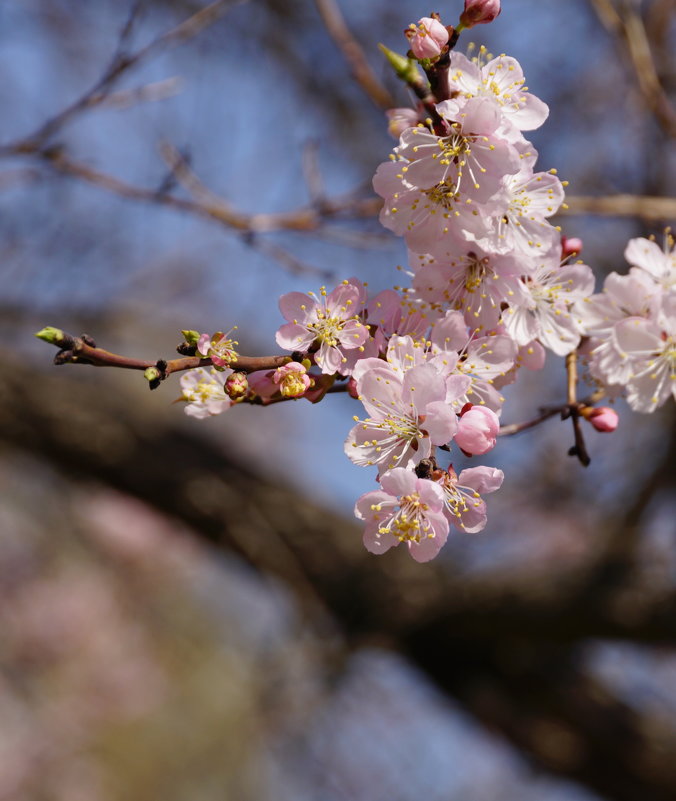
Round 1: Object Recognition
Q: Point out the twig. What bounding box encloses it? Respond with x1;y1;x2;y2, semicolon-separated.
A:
313;0;395;110
40;330;292;378
590;0;676;138
563;194;676;221
0;0;248;157
564;350;591;467
498;406;562;437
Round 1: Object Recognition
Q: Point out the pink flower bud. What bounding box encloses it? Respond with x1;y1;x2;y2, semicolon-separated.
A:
459;0;502;28
224;371;248;399
347;376;359;399
454;405;500;455
273;362;311;398
582;406;619;433
406;17;449;60
561;236;583;258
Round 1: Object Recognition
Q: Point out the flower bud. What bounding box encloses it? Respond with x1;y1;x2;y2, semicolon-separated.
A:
181;329;201;346
455;405;500;455
459;0;501;28
273;362;311;398
35;326;66;346
561;236;583;259
406;17;449;60
224;371;248;399
581;406;619;433
347;376;359;399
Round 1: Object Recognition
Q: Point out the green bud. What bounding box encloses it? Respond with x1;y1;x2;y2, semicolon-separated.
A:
181;329;201;346
35;326;66;346
144;366;161;383
378;44;420;84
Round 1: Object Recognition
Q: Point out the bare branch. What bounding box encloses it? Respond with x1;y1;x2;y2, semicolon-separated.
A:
313;0;395;110
0;0;249;157
563;193;676;221
590;0;676;138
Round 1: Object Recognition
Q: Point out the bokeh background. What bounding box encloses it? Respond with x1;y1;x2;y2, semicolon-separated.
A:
1;1;675;799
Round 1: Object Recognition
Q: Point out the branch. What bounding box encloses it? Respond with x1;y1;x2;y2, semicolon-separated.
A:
0;0;249;157
590;0;676;139
314;0;395;110
563;193;676;221
37;328;292;381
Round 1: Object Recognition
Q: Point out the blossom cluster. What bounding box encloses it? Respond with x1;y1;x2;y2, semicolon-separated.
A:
578;234;676;412
173;2;671;563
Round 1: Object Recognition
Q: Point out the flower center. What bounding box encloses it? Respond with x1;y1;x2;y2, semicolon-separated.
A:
378;493;432;543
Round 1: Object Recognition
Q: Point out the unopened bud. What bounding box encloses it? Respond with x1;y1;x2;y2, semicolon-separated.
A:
144;366;162;390
581;406;619;433
561;236;583;258
347;377;359;399
406;17;449;60
181;329;201;346
378;44;420;85
224;371;248;399
35;326;66;346
459;0;501;29
455;405;500;455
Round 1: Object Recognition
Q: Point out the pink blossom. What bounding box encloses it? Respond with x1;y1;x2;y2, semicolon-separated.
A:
276;280;369;375
429;311;517;411
454;404;500;454
346;362;458;473
179;368;232;418
478;161;564;257
197;330;239;368
409;246;525;330
624;235;676;292
354;468;449;562
247;369;279;401
582;406;619;433
611;304;676;412
367;288;435;355
459;0;502;28
435;464;503;532
445;51;547;136
395;98;521;206
273;362;312;398
224;371;248;399
406;17;449;60
502;257;595;356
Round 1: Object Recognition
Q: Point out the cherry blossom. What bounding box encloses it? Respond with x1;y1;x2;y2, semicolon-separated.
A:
409;246;526;330
180;368;232;418
625;234;676;292
446;48;547;136
503;258;595;356
273;362;312;398
276;280;369;374
435;464;503;532
611;302;676;412
197;329;239;369
354;468;449;562
345;362;459;473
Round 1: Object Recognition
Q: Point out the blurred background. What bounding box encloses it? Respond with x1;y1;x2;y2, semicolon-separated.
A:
1;1;675;799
